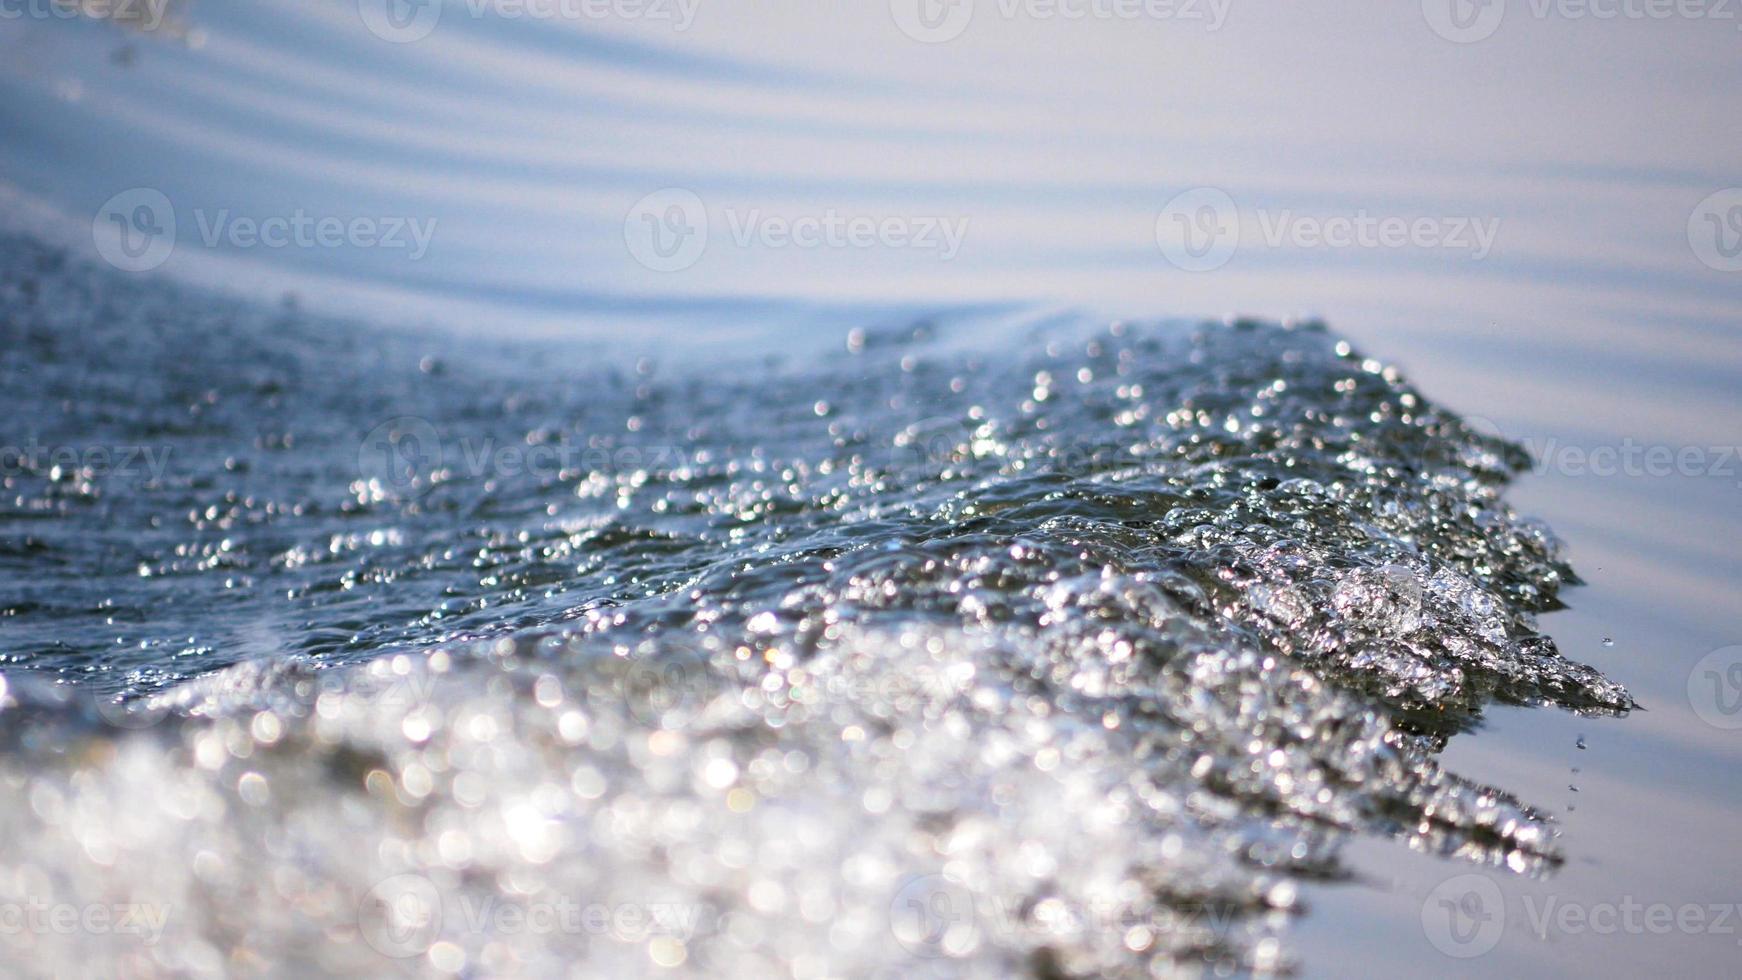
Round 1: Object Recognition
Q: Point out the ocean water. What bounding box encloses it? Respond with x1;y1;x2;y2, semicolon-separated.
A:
2;3;1741;978
0;233;1634;975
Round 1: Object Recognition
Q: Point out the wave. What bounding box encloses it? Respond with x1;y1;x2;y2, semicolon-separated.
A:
0;232;1630;976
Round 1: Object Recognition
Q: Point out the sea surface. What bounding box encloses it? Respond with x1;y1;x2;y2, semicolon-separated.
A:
1;3;1740;978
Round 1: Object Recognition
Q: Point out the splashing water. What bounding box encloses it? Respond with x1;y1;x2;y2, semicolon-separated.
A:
0;234;1630;976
